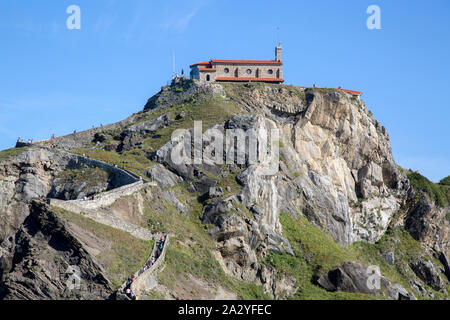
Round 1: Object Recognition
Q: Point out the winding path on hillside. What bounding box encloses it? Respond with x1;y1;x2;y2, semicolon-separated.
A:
49;181;156;240
116;234;170;300
32;145;158;240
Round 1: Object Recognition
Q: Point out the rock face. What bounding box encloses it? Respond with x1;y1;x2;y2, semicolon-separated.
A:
0;147;138;245
439;253;450;281
153;83;410;245
405;191;450;258
0;202;113;300
147;164;183;189
117;114;171;152
317;262;416;300
117;132;143;152
1;80;449;300
126;114;170;135
215;85;410;245
141;81;447;298
410;259;446;292
144;78;224;111
201;195;295;298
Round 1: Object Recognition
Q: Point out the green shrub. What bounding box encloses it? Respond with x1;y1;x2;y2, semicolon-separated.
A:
407;172;449;207
439;176;450;186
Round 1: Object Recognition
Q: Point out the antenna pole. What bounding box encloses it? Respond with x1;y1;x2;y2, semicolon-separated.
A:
172;51;175;79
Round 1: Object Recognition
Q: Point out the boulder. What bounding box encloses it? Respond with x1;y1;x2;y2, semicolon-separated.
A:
225;114;256;131
202;197;235;225
381;252;395;265
194;177;217;195
117;132;143;152
163;190;186;215
93;132;107;143
209;187;223;199
410;259;446;291
147;164;183;189
125;114;170;135
317;262;415;299
387;284;417;300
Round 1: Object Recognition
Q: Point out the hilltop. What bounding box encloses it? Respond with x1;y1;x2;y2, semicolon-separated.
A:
0;80;449;300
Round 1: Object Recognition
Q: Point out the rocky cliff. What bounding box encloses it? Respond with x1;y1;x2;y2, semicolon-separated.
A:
0;79;448;300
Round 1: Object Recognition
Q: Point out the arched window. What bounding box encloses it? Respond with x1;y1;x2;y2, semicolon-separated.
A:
206;74;210;81
276;69;280;78
234;68;239;77
256;69;260;78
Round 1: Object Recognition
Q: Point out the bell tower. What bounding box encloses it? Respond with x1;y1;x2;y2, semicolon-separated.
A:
275;43;282;62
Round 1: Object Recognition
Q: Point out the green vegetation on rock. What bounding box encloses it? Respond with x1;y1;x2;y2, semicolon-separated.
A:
439;176;450;186
263;213;447;300
56;166;111;188
71;148;155;178
407;172;450;207
0;147;26;161
52;206;153;289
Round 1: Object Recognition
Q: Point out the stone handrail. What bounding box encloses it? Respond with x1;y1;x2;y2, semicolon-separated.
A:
50;181;153;210
116;235;161;299
48;181;156;241
131;234;170;297
39;146;142;184
116;234;170;300
49;196;154;241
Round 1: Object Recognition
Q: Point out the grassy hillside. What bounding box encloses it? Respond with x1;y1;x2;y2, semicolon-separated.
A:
407;171;450;207
263;213;448;300
52;206;153;289
0;147;26;161
33;82;448;300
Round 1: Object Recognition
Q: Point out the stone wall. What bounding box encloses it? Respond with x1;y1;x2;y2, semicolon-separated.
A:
40;147;140;187
214;63;283;80
131;235;169;296
199;70;217;82
50;181;151;210
48;182;156;241
192;63;283;83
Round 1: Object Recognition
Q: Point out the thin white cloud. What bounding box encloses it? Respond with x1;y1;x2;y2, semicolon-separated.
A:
160;0;212;33
161;8;199;32
120;0;147;46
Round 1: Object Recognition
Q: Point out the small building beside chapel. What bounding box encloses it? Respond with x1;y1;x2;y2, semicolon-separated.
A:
190;44;283;84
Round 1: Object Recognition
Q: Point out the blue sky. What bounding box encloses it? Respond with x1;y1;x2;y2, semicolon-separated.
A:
0;0;449;182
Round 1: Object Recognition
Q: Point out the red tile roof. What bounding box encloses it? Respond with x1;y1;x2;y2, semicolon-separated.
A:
190;62;211;68
216;77;284;83
339;88;362;96
211;59;282;65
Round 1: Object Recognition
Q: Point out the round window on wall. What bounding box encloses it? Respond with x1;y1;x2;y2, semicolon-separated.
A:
224;68;229;73
246;69;252;74
267;69;273;75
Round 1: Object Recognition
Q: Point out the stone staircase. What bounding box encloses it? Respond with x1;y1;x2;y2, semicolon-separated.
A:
116;234;170;300
36;145;159;241
48;181;156;240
